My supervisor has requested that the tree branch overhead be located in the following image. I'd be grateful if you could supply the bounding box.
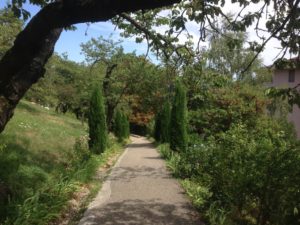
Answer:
[0,0,181,133]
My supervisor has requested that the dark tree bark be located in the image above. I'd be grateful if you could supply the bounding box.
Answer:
[103,63,118,130]
[102,63,132,131]
[0,28,62,132]
[0,0,180,133]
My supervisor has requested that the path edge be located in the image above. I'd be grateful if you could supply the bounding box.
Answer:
[77,146,130,225]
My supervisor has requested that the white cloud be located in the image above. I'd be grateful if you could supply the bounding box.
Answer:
[222,1,282,65]
[76,3,284,66]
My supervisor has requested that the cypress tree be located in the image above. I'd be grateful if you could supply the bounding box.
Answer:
[154,112,161,142]
[123,114,130,138]
[114,110,130,141]
[120,112,128,140]
[160,101,171,143]
[170,81,188,151]
[114,110,123,141]
[88,86,107,154]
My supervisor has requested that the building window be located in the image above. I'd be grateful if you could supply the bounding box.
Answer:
[289,70,295,82]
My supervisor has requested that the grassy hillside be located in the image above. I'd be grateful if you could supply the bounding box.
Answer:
[2,100,86,149]
[0,101,122,225]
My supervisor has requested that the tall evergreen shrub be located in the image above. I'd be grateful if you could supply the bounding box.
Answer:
[160,102,171,143]
[122,113,130,138]
[114,110,123,141]
[154,112,161,142]
[170,81,188,151]
[114,110,130,141]
[88,86,107,154]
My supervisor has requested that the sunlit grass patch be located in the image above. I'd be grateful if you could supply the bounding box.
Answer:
[0,100,124,224]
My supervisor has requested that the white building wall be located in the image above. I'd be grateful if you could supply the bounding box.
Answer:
[272,69,300,138]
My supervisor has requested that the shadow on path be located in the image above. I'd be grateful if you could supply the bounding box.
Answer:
[80,199,202,225]
[108,166,171,182]
[78,136,203,225]
[127,142,154,149]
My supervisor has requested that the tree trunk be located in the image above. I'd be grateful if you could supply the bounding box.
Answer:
[103,63,118,130]
[0,28,62,133]
[0,0,180,133]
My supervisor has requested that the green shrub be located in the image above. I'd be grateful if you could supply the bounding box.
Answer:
[181,179,211,210]
[189,86,268,137]
[158,143,172,159]
[125,116,130,138]
[158,143,181,177]
[154,112,161,142]
[114,110,122,141]
[163,70,300,225]
[121,113,130,139]
[72,155,101,183]
[179,117,300,225]
[146,118,155,137]
[160,102,171,143]
[170,81,188,151]
[69,136,91,170]
[88,86,107,154]
[206,201,228,225]
[114,110,130,141]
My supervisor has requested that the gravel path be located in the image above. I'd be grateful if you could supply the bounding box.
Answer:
[78,135,203,225]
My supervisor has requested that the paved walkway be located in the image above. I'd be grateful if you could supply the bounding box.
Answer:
[78,136,202,225]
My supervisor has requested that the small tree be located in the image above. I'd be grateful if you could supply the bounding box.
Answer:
[170,81,188,151]
[160,101,171,143]
[88,86,107,154]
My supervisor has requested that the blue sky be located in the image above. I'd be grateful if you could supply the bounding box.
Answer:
[0,1,150,63]
[1,1,283,66]
[56,22,152,63]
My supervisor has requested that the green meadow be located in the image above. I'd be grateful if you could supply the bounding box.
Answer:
[0,101,123,225]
